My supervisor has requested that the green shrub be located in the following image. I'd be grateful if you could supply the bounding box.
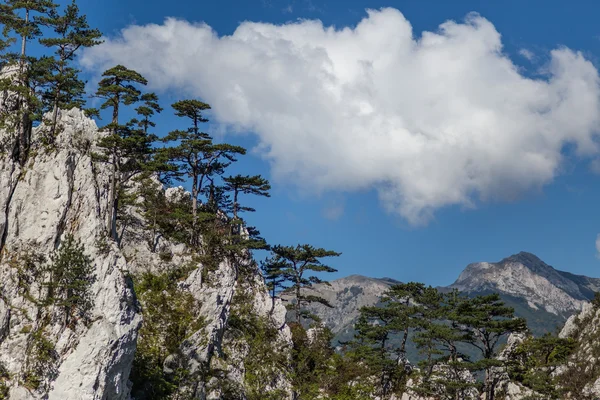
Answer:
[22,328,57,391]
[46,234,96,326]
[130,269,204,399]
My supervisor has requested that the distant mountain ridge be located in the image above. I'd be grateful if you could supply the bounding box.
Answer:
[449,252,600,317]
[296,252,600,341]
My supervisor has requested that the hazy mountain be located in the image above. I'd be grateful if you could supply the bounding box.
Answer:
[284,275,399,343]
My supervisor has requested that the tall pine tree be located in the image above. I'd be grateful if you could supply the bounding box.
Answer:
[94,65,148,241]
[161,99,245,243]
[0,0,57,164]
[37,0,102,135]
[265,244,340,325]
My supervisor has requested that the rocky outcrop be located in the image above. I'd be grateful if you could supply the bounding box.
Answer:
[0,108,141,399]
[555,302,600,399]
[491,333,537,400]
[0,108,293,399]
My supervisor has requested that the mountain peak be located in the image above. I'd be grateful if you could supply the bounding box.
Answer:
[501,252,549,273]
[450,251,600,317]
[504,251,542,264]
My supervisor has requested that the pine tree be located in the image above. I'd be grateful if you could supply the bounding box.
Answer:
[265,244,340,325]
[382,283,438,360]
[94,65,148,241]
[132,92,162,135]
[223,174,270,235]
[37,0,102,134]
[46,234,95,326]
[412,289,476,399]
[349,283,440,398]
[161,99,246,237]
[261,255,288,313]
[352,305,407,398]
[452,293,527,400]
[0,0,57,164]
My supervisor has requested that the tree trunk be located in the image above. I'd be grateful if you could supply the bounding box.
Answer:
[51,61,65,135]
[233,189,238,220]
[294,278,301,325]
[106,100,120,240]
[18,10,29,166]
[191,170,198,245]
[400,326,409,355]
[485,368,495,400]
[108,154,120,242]
[20,11,27,61]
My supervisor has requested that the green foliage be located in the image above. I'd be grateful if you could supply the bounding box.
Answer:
[36,0,102,134]
[45,234,95,326]
[263,244,340,325]
[0,362,9,399]
[507,334,575,398]
[160,99,246,245]
[346,283,442,399]
[222,289,289,400]
[131,92,162,134]
[452,293,527,399]
[93,65,160,242]
[289,323,336,399]
[23,327,57,391]
[130,266,205,400]
[95,64,147,120]
[592,291,600,308]
[222,174,270,221]
[0,1,57,46]
[0,0,101,163]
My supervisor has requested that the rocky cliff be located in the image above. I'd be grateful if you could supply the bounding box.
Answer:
[0,108,291,399]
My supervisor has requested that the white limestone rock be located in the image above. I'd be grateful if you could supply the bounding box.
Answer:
[0,109,141,399]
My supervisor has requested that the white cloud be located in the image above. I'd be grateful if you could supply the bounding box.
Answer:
[596,234,600,258]
[80,8,600,224]
[519,48,535,61]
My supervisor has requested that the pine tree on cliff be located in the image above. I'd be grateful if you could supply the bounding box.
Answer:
[93,65,149,242]
[222,174,270,235]
[350,283,441,398]
[160,99,245,243]
[264,244,340,325]
[452,293,527,400]
[36,0,102,135]
[0,0,57,164]
[261,255,288,313]
[131,92,162,135]
[46,234,96,326]
[412,289,476,399]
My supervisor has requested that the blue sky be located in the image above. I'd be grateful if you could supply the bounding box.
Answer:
[64,0,600,285]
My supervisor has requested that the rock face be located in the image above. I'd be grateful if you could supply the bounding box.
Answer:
[0,108,141,399]
[450,252,600,318]
[556,302,600,399]
[0,108,292,399]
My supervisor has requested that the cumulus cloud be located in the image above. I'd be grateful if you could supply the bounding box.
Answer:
[80,8,600,224]
[596,234,600,258]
